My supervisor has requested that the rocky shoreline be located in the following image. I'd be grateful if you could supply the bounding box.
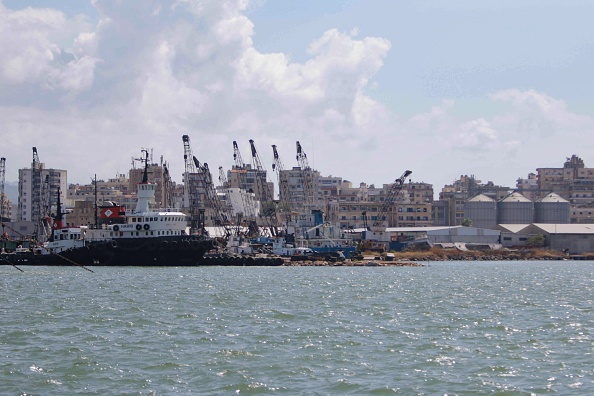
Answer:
[283,259,427,267]
[281,251,594,266]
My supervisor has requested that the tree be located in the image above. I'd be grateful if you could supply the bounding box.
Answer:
[461,218,472,227]
[525,234,545,248]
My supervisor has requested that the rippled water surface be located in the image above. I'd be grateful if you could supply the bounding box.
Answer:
[2,261,594,395]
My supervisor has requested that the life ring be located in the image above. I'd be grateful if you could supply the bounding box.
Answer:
[113,225,120,232]
[111,240,118,248]
[143,224,150,230]
[136,224,142,231]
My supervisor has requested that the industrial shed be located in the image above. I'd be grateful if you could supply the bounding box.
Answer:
[522,224,594,254]
[384,226,501,247]
[495,224,534,248]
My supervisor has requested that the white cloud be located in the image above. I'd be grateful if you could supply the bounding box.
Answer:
[0,0,394,185]
[491,89,590,138]
[453,118,498,150]
[0,4,98,90]
[1,0,593,198]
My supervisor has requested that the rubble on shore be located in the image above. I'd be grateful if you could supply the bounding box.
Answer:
[283,259,426,267]
[279,249,594,266]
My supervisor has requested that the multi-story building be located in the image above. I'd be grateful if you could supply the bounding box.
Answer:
[17,165,67,222]
[66,200,95,227]
[333,181,434,229]
[67,175,129,207]
[318,175,343,200]
[277,166,322,211]
[531,155,594,223]
[515,173,539,200]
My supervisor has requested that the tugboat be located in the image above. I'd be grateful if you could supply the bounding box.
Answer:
[1,150,217,267]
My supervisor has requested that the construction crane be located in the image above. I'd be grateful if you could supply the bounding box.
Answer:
[0,157,5,223]
[232,141,259,238]
[218,166,235,218]
[199,162,233,238]
[296,141,316,208]
[30,147,47,241]
[182,135,202,233]
[271,144,292,224]
[249,139,278,236]
[372,169,412,230]
[162,161,173,209]
[218,166,228,188]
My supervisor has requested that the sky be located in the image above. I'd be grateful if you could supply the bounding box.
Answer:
[1,0,593,196]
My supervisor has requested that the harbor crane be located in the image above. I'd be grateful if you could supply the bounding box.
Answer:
[218,166,228,187]
[30,147,51,241]
[371,169,412,230]
[182,135,203,233]
[0,157,5,223]
[218,166,235,219]
[361,169,412,251]
[249,139,278,236]
[232,141,259,238]
[162,160,173,209]
[183,134,233,237]
[296,141,316,208]
[271,144,292,224]
[199,162,233,238]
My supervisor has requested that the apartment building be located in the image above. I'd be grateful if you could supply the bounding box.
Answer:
[534,155,594,223]
[67,175,129,207]
[276,166,322,211]
[332,181,434,229]
[17,166,67,222]
[226,164,274,205]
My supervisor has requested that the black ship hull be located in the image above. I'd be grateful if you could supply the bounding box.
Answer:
[1,236,217,267]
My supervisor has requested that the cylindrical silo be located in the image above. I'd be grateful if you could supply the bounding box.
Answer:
[535,192,570,223]
[464,194,497,229]
[497,192,534,224]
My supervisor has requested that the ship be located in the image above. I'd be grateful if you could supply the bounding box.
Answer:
[0,150,217,267]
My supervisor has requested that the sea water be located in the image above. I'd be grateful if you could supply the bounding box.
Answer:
[1,261,594,395]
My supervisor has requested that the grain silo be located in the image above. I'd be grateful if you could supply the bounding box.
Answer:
[497,192,534,224]
[464,194,497,229]
[534,192,570,223]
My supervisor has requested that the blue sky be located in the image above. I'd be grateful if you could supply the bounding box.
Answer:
[1,0,593,195]
[247,1,594,111]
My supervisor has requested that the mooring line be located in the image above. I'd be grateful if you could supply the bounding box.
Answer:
[0,256,25,272]
[52,251,95,273]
